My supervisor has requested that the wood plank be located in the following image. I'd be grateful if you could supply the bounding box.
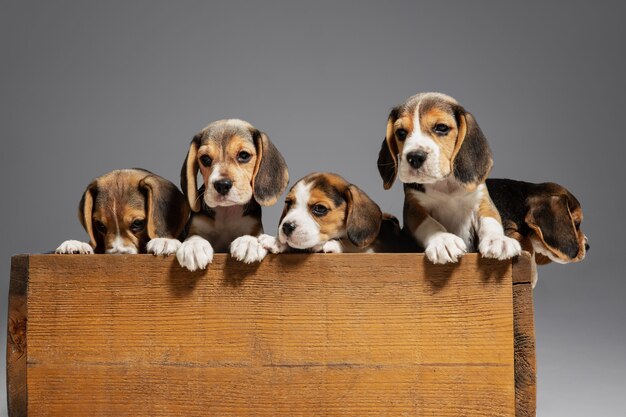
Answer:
[7,255,28,417]
[27,364,514,417]
[10,253,522,416]
[513,253,537,417]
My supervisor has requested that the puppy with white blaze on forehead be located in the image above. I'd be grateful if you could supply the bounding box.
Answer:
[259,173,416,255]
[176,119,289,271]
[378,92,521,264]
[56,169,190,255]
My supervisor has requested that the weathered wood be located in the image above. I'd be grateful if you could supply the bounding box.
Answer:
[7,255,28,417]
[513,254,537,417]
[6,253,535,417]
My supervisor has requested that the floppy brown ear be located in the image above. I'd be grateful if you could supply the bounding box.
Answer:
[252,130,289,206]
[180,134,201,212]
[345,184,383,248]
[78,181,100,251]
[451,108,493,185]
[377,112,400,189]
[140,175,190,240]
[525,195,580,260]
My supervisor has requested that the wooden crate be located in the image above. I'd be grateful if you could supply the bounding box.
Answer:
[7,253,536,417]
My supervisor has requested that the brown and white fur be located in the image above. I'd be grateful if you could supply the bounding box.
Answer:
[378,92,521,264]
[487,178,589,286]
[260,173,415,254]
[56,168,189,255]
[177,119,289,270]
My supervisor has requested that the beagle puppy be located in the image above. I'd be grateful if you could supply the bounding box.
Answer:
[487,178,588,280]
[56,169,189,255]
[177,119,289,270]
[377,92,521,264]
[259,172,416,254]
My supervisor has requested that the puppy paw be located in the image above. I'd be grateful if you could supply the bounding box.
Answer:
[230,235,268,264]
[176,236,214,271]
[258,234,288,254]
[55,240,94,254]
[321,240,343,253]
[479,234,522,260]
[424,233,466,264]
[147,238,181,256]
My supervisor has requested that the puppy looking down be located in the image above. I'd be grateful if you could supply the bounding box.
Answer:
[177,119,289,270]
[260,172,415,254]
[487,178,588,285]
[56,169,189,255]
[378,92,522,264]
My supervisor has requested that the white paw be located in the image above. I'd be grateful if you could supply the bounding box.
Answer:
[176,236,214,271]
[424,233,467,264]
[321,240,343,253]
[230,235,268,264]
[478,234,522,260]
[55,240,94,254]
[147,238,182,256]
[258,234,288,254]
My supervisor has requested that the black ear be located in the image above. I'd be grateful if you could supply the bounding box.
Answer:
[140,175,190,240]
[377,109,400,189]
[252,130,289,206]
[180,134,202,212]
[451,107,493,184]
[525,195,579,259]
[345,184,383,247]
[78,180,101,252]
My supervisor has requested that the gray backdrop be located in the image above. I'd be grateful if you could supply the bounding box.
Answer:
[1,1,624,415]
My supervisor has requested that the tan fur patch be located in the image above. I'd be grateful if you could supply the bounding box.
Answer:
[418,107,461,178]
[477,191,502,221]
[403,191,430,235]
[308,186,347,241]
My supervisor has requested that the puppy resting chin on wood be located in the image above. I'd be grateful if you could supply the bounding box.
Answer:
[487,178,589,287]
[56,169,189,255]
[177,119,289,271]
[259,172,415,255]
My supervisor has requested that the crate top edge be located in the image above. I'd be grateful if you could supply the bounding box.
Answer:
[11,252,533,284]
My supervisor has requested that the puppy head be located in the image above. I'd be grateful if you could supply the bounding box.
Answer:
[181,119,289,211]
[277,173,382,249]
[378,92,493,188]
[79,169,189,254]
[525,183,588,264]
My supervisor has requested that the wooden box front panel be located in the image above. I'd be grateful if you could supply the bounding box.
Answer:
[9,254,517,417]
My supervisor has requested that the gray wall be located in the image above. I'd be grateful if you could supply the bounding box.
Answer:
[1,1,624,415]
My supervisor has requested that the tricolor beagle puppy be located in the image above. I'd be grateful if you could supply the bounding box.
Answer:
[56,169,189,255]
[259,172,416,254]
[177,119,289,270]
[377,92,522,264]
[487,178,588,285]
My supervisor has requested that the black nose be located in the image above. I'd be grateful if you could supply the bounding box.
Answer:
[406,151,428,169]
[213,179,233,195]
[282,222,296,236]
[585,243,590,252]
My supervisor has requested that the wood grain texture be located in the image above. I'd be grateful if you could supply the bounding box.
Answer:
[513,254,537,417]
[6,253,532,417]
[7,255,28,417]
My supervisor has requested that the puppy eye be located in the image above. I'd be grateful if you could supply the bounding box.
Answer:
[94,221,107,233]
[433,124,450,134]
[574,221,581,230]
[284,199,293,207]
[395,129,408,141]
[130,219,146,233]
[311,204,328,216]
[237,151,252,163]
[199,155,212,167]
